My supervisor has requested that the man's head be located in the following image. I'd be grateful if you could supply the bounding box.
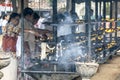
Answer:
[23,7,34,22]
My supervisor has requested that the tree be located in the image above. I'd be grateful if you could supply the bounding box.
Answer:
[11,0,29,13]
[24,0,28,8]
[17,0,21,13]
[0,0,5,4]
[11,0,17,12]
[48,0,53,6]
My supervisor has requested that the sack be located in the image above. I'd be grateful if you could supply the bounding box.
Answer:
[2,35,17,52]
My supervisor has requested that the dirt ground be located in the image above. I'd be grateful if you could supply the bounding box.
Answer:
[91,54,120,80]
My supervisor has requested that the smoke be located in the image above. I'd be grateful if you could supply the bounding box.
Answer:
[57,24,72,37]
[56,43,87,71]
[56,12,87,71]
[57,12,73,37]
[59,44,85,62]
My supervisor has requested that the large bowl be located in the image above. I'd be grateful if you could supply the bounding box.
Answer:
[0,53,11,69]
[0,52,11,79]
[75,62,99,80]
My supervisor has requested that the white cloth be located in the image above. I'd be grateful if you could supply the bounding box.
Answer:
[37,18,45,29]
[0,19,3,26]
[1,20,8,27]
[57,24,72,37]
[41,42,47,60]
[16,36,21,57]
[0,35,3,49]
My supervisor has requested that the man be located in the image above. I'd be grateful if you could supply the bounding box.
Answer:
[23,7,35,53]
[17,7,36,57]
[17,7,35,80]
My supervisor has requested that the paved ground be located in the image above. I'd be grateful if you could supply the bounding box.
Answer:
[91,54,120,80]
